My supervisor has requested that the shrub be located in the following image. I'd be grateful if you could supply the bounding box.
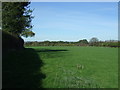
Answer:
[2,30,24,52]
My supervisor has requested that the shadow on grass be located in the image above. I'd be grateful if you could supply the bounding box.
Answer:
[36,49,68,52]
[3,48,46,88]
[35,49,69,59]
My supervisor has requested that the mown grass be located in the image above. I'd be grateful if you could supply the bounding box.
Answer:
[3,46,118,88]
[31,46,118,88]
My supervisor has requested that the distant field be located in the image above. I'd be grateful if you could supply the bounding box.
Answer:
[31,46,118,88]
[3,46,118,88]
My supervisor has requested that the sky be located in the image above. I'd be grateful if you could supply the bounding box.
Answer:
[23,2,118,42]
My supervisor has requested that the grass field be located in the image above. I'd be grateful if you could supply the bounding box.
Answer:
[3,46,118,88]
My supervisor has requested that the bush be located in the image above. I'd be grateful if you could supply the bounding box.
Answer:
[2,30,24,52]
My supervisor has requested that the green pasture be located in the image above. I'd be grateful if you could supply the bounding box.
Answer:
[3,46,118,88]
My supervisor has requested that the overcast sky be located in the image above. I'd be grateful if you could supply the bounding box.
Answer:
[23,2,118,42]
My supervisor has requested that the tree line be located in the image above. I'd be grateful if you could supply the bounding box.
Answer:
[25,37,120,47]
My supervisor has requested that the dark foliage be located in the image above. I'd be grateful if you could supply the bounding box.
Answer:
[2,2,34,53]
[2,31,24,53]
[2,2,35,37]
